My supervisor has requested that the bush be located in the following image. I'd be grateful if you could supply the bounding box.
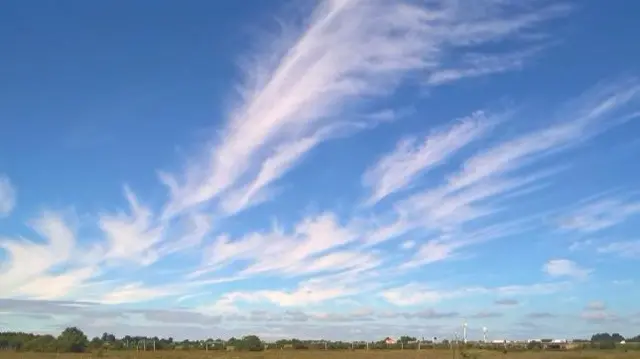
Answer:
[94,348,105,357]
[598,341,616,350]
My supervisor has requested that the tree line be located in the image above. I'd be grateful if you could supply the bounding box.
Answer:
[0,328,638,353]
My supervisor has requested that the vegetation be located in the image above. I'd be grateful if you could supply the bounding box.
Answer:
[0,327,638,354]
[0,348,639,359]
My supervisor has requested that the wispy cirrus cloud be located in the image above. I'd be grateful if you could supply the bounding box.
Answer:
[363,111,495,205]
[0,203,207,302]
[598,240,640,258]
[159,0,571,219]
[3,0,640,340]
[427,46,545,86]
[361,78,640,268]
[0,212,93,299]
[3,0,581,306]
[193,212,370,279]
[558,195,640,233]
[0,174,16,217]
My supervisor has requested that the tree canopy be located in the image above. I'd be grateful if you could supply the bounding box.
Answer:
[1,328,639,353]
[57,327,88,353]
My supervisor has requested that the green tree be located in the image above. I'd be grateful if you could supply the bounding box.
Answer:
[242,335,263,351]
[57,327,89,352]
[23,334,57,352]
[611,333,625,342]
[89,337,104,350]
[591,333,612,342]
[101,332,116,343]
[399,336,417,343]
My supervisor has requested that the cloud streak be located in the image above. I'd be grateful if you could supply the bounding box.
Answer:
[0,174,16,217]
[361,78,640,269]
[559,195,640,233]
[363,111,494,205]
[160,0,571,219]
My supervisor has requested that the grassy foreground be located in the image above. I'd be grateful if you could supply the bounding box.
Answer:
[1,350,636,359]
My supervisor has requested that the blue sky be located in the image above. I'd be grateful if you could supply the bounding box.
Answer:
[1,0,640,341]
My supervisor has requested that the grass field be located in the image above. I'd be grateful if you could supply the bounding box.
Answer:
[2,350,636,359]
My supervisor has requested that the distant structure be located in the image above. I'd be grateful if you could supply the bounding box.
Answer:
[384,337,396,345]
[463,321,468,344]
[483,327,488,343]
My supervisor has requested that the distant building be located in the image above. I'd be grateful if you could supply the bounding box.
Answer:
[384,337,396,344]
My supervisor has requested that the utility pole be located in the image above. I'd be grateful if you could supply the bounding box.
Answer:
[463,321,468,345]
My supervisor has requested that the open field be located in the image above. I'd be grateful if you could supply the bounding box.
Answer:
[2,350,637,359]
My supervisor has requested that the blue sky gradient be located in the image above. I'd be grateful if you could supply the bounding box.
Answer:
[1,0,640,341]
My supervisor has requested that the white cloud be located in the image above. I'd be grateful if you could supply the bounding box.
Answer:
[569,239,593,251]
[400,240,416,250]
[399,217,538,268]
[401,238,465,268]
[444,81,640,193]
[543,259,591,280]
[4,0,640,340]
[427,47,544,86]
[156,212,213,257]
[580,309,618,323]
[380,281,568,306]
[598,240,640,258]
[219,134,324,214]
[363,111,494,205]
[98,186,165,266]
[14,267,97,301]
[380,284,464,306]
[160,0,571,219]
[194,213,370,279]
[559,196,640,233]
[361,78,640,269]
[495,282,571,296]
[203,269,381,311]
[0,212,97,299]
[96,282,185,305]
[585,301,606,311]
[0,174,16,217]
